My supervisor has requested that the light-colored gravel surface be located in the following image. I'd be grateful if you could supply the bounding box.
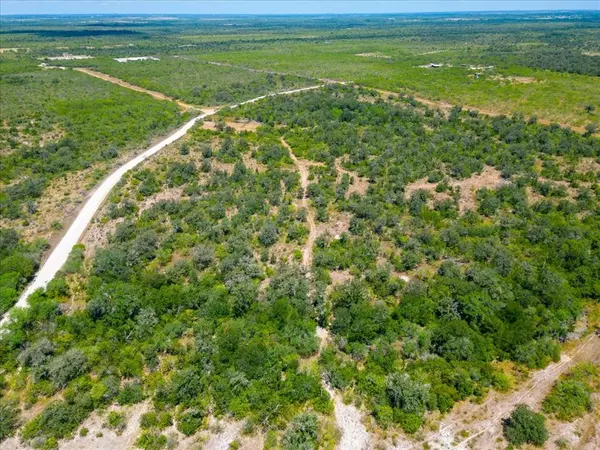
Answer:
[0,84,323,328]
[324,385,372,450]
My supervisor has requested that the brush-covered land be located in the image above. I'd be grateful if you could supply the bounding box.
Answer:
[2,83,600,448]
[1,11,600,450]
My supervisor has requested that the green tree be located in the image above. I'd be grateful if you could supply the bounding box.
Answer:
[503,405,548,447]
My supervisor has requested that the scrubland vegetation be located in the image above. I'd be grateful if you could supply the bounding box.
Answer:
[0,11,599,450]
[1,82,599,448]
[67,56,315,105]
[0,61,185,221]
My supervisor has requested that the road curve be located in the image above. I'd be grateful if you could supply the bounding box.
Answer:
[0,84,323,327]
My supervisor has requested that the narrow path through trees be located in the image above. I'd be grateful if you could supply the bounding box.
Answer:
[282,136,372,450]
[280,136,317,268]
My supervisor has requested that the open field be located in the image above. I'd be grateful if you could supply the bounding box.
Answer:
[62,56,317,106]
[202,40,599,127]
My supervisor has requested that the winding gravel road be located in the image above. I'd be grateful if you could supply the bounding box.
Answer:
[0,84,322,327]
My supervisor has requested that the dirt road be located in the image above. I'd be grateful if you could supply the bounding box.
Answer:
[74,67,196,110]
[204,61,590,135]
[0,84,323,328]
[421,333,600,449]
[280,136,318,268]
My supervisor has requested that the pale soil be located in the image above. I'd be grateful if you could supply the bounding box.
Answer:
[356,52,391,59]
[404,166,505,213]
[2,401,150,450]
[466,65,495,71]
[313,327,373,450]
[583,51,600,56]
[489,75,538,84]
[329,270,354,287]
[335,157,370,198]
[281,136,318,268]
[42,54,93,61]
[114,56,160,63]
[201,119,262,132]
[137,187,184,214]
[324,385,373,450]
[242,152,268,173]
[315,210,352,239]
[201,419,244,450]
[284,130,372,448]
[80,216,124,258]
[552,155,600,174]
[6,402,250,450]
[0,122,65,154]
[0,47,30,53]
[211,160,235,175]
[38,63,66,70]
[74,68,196,111]
[0,168,92,243]
[421,333,600,450]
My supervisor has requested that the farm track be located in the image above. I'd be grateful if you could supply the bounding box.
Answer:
[74,67,196,110]
[0,84,324,327]
[204,60,591,134]
[421,333,600,450]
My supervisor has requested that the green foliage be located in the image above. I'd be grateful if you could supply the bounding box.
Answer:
[1,69,599,444]
[135,432,168,450]
[70,56,313,106]
[0,400,19,442]
[105,411,125,430]
[21,397,93,445]
[47,349,87,388]
[543,363,598,421]
[176,410,203,436]
[282,412,319,450]
[0,69,184,219]
[503,404,549,447]
[0,228,45,314]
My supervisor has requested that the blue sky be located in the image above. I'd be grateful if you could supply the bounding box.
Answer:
[1,1,598,16]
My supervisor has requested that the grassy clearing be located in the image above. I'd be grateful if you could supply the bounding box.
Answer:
[66,56,316,106]
[200,39,599,127]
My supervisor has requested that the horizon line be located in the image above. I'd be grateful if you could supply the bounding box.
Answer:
[2,9,599,17]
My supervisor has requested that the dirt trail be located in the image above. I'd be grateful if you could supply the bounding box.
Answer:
[204,61,590,134]
[280,136,318,268]
[74,68,196,110]
[373,88,590,135]
[1,85,323,328]
[282,136,372,449]
[422,333,600,449]
[205,60,348,86]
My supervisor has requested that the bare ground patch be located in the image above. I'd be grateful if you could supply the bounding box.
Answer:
[329,270,354,287]
[356,52,392,59]
[137,187,185,214]
[315,210,352,239]
[489,75,538,84]
[335,157,370,198]
[202,119,262,132]
[242,152,268,173]
[405,166,506,213]
[0,169,93,243]
[281,136,320,268]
